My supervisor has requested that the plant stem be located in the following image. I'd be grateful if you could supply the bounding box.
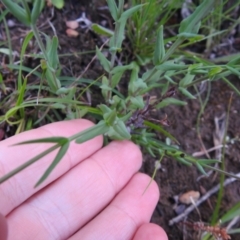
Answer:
[1,9,13,65]
[31,24,47,59]
[211,93,233,224]
[31,24,59,91]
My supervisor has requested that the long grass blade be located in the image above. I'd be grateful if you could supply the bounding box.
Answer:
[35,140,70,187]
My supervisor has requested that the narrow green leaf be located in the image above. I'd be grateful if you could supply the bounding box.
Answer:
[147,146,156,157]
[118,4,145,22]
[164,75,176,84]
[47,36,59,69]
[175,157,192,166]
[196,162,207,175]
[179,73,195,87]
[13,137,69,145]
[110,63,134,74]
[112,120,131,140]
[177,32,203,38]
[25,118,33,131]
[222,77,240,96]
[142,67,163,83]
[31,0,44,24]
[201,164,240,180]
[208,66,223,77]
[100,84,112,91]
[156,62,186,71]
[0,73,2,84]
[112,71,124,88]
[44,68,61,91]
[0,144,60,184]
[106,127,123,140]
[96,47,111,72]
[51,0,64,9]
[103,110,117,126]
[190,69,208,74]
[0,48,11,55]
[18,31,34,89]
[98,104,111,114]
[228,54,240,65]
[221,202,240,223]
[100,76,111,100]
[56,87,71,95]
[179,0,215,34]
[226,65,240,77]
[157,98,187,108]
[92,24,114,37]
[35,140,70,187]
[50,103,66,109]
[107,0,118,21]
[130,96,144,109]
[197,159,220,164]
[116,22,126,49]
[144,120,179,144]
[153,26,165,65]
[178,87,196,99]
[75,121,109,143]
[118,0,124,11]
[0,9,8,22]
[1,0,30,26]
[16,77,27,118]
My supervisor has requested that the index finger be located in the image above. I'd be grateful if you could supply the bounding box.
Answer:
[0,119,103,215]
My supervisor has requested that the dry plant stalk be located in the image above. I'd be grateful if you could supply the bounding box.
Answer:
[181,221,231,240]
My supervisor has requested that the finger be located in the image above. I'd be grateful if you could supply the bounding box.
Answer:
[133,223,168,240]
[6,141,142,240]
[70,173,160,240]
[0,213,8,240]
[0,119,103,215]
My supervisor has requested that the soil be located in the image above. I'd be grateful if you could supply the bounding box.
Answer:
[147,78,240,240]
[1,1,240,239]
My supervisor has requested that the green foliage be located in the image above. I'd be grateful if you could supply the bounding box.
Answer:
[1,0,240,199]
[126,0,178,62]
[51,0,65,9]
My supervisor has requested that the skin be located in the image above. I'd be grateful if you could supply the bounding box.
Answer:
[0,119,168,240]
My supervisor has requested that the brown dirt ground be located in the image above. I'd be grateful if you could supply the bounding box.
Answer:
[1,1,240,239]
[147,78,240,240]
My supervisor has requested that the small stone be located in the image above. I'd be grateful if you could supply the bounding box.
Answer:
[7,19,15,27]
[154,160,161,170]
[179,190,200,205]
[66,29,79,37]
[66,20,79,29]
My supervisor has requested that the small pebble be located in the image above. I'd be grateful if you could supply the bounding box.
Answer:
[7,19,15,27]
[179,190,200,204]
[66,29,79,37]
[66,20,79,29]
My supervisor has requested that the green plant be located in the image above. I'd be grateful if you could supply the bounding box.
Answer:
[0,0,240,196]
[126,0,182,64]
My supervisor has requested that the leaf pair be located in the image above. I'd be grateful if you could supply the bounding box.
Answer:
[2,0,44,26]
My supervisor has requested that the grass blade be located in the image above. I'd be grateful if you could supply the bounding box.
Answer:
[13,137,68,145]
[0,144,60,184]
[74,121,109,143]
[35,140,70,187]
[1,0,30,26]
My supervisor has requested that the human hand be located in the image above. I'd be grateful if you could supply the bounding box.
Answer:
[0,119,168,240]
